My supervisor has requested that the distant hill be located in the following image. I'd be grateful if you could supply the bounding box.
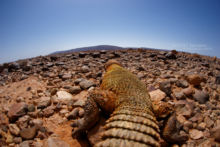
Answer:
[50,45,124,55]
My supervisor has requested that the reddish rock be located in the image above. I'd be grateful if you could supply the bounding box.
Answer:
[149,89,166,102]
[20,126,37,140]
[36,97,51,109]
[8,102,28,122]
[193,89,209,104]
[187,74,206,86]
[43,106,55,117]
[189,129,204,139]
[0,112,9,125]
[44,137,70,147]
[182,87,194,97]
[8,124,20,136]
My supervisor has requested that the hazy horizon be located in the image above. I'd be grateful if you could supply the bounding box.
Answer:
[1,0,220,64]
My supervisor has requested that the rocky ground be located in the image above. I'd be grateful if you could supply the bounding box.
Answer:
[0,49,220,147]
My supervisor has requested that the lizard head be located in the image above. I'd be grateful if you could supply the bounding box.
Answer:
[105,59,123,71]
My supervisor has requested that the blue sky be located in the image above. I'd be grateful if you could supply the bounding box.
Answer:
[0,0,220,63]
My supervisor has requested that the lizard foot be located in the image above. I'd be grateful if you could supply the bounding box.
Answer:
[71,93,100,138]
[163,113,188,144]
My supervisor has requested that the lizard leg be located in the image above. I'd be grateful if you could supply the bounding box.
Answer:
[72,89,116,138]
[162,113,188,144]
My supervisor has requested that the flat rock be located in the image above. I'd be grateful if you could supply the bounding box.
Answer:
[62,73,72,80]
[182,87,194,96]
[9,124,20,136]
[193,89,209,104]
[8,102,28,122]
[20,126,37,140]
[187,74,205,86]
[159,81,171,96]
[55,91,73,104]
[149,89,166,102]
[69,86,81,94]
[19,141,31,147]
[189,129,204,139]
[79,79,95,89]
[176,79,189,88]
[36,97,51,109]
[43,106,55,117]
[17,115,30,129]
[44,137,70,147]
[0,112,9,125]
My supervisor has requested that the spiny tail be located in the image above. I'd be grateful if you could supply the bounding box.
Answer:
[95,109,160,147]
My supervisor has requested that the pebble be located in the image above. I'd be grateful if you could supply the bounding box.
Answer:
[176,80,189,88]
[44,137,70,147]
[69,86,81,94]
[55,91,73,104]
[159,81,172,95]
[79,79,95,89]
[8,102,28,122]
[36,97,51,109]
[149,89,166,102]
[193,89,209,104]
[13,137,22,144]
[187,74,205,86]
[189,129,204,139]
[8,124,20,136]
[43,106,55,117]
[20,126,37,140]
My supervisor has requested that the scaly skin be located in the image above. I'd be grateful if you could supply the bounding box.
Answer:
[72,60,160,147]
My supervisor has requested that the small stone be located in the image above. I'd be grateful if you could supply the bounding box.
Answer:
[197,122,206,131]
[19,141,30,147]
[44,137,70,147]
[187,74,205,86]
[9,124,20,136]
[0,112,9,125]
[20,126,37,140]
[212,127,220,142]
[8,102,28,122]
[36,97,51,109]
[175,100,193,118]
[30,119,43,127]
[159,81,172,96]
[176,80,189,88]
[79,80,95,89]
[13,137,22,144]
[173,91,185,100]
[189,129,204,139]
[69,86,81,94]
[55,91,73,104]
[17,115,30,129]
[149,89,166,102]
[43,106,54,117]
[73,99,86,107]
[216,74,220,84]
[78,52,87,58]
[16,97,25,102]
[204,116,214,128]
[5,131,13,144]
[182,87,194,97]
[165,51,176,59]
[27,104,35,112]
[81,65,90,73]
[59,109,69,117]
[32,141,43,147]
[62,73,72,80]
[193,89,209,104]
[189,113,203,123]
[74,78,84,85]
